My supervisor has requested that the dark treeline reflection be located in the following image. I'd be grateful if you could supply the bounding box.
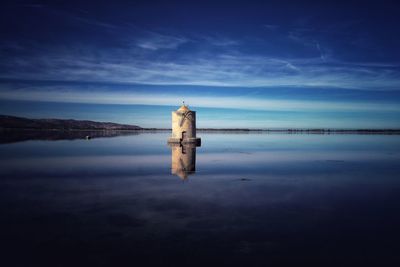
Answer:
[1,132,400,266]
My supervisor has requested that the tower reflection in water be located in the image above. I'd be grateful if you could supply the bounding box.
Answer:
[169,143,198,180]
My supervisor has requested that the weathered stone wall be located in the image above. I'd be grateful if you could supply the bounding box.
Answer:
[171,111,196,139]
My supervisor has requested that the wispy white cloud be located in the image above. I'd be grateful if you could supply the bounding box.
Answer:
[1,45,400,90]
[284,62,300,72]
[288,28,329,62]
[3,4,399,92]
[136,32,188,50]
[316,42,325,61]
[1,17,400,91]
[198,35,240,46]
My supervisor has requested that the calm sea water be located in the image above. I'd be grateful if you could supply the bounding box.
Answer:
[1,132,400,266]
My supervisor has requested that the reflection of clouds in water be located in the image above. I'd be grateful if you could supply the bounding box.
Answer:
[1,150,399,179]
[1,133,400,265]
[0,154,169,178]
[198,151,400,166]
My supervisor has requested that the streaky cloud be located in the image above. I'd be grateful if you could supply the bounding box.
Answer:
[1,44,400,90]
[136,32,188,50]
[1,85,399,113]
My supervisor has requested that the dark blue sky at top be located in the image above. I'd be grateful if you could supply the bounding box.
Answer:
[2,1,400,61]
[1,0,400,128]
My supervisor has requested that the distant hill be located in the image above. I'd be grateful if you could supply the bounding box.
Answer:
[0,115,142,130]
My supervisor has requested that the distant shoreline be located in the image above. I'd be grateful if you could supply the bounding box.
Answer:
[197,128,400,134]
[2,128,400,135]
[1,114,400,134]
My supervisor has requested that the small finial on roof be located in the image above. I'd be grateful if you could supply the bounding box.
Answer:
[178,102,189,112]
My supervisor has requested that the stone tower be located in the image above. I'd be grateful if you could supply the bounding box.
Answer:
[168,104,201,145]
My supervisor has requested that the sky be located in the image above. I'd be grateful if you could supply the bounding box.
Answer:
[1,0,400,129]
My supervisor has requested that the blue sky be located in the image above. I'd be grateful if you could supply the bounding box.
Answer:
[1,1,400,128]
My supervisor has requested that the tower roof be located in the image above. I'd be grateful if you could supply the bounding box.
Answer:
[178,105,190,112]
